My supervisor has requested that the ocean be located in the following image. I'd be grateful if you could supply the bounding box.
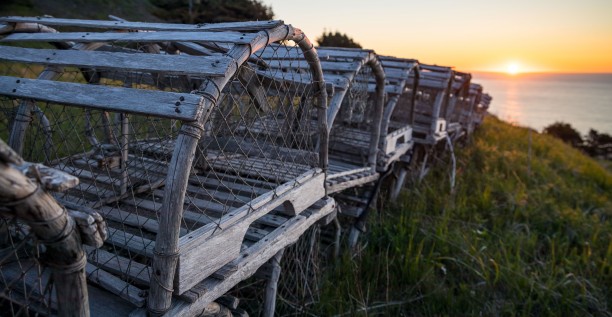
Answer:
[471,73,612,135]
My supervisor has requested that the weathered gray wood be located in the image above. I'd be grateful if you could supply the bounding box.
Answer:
[216,295,240,310]
[0,46,232,77]
[257,45,370,60]
[0,17,283,32]
[147,23,327,315]
[2,31,257,45]
[0,76,206,121]
[263,249,283,317]
[85,246,151,286]
[175,170,325,294]
[160,197,336,317]
[266,59,361,72]
[0,139,90,317]
[327,171,379,194]
[12,161,79,192]
[8,67,62,156]
[86,264,146,307]
[327,166,371,180]
[106,227,155,257]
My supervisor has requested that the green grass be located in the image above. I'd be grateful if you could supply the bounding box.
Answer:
[310,116,612,316]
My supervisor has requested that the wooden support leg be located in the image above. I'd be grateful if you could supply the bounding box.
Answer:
[263,249,284,317]
[445,135,457,191]
[418,150,430,183]
[390,166,408,202]
[348,226,360,250]
[333,216,341,259]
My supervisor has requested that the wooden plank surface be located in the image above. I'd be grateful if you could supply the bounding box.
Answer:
[266,59,361,72]
[257,45,370,60]
[2,31,257,45]
[0,16,283,32]
[175,170,325,294]
[380,59,419,69]
[0,46,232,77]
[163,197,336,317]
[0,76,206,121]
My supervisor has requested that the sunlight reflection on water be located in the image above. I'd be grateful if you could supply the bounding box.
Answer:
[472,73,612,135]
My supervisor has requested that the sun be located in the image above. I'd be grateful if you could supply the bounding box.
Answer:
[507,62,520,75]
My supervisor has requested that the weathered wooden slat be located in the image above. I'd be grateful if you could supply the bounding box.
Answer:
[0,46,232,77]
[163,198,336,316]
[85,264,146,307]
[321,73,351,89]
[383,68,411,79]
[85,246,151,287]
[175,170,325,294]
[368,83,404,94]
[105,227,155,257]
[327,166,372,180]
[380,59,419,69]
[1,31,257,45]
[266,59,361,72]
[257,46,370,60]
[419,78,448,89]
[0,76,206,121]
[0,17,283,32]
[420,64,452,72]
[327,171,379,194]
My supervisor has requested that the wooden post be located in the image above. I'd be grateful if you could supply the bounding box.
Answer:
[120,113,129,196]
[263,249,284,317]
[8,67,63,155]
[390,165,408,201]
[0,139,89,317]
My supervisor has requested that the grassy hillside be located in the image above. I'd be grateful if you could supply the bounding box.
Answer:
[309,116,612,316]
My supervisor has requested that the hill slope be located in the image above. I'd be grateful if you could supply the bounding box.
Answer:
[308,116,612,316]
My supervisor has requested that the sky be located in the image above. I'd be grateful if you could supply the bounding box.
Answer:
[261,0,612,74]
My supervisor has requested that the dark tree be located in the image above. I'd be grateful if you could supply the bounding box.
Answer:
[543,122,583,147]
[151,0,274,24]
[316,31,362,48]
[583,129,612,156]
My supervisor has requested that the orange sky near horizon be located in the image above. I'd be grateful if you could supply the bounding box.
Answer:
[262,0,612,74]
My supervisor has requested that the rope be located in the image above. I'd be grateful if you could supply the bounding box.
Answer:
[34,210,73,247]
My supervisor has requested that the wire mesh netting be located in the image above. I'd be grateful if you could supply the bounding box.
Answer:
[0,22,325,313]
[229,224,325,316]
[328,64,377,167]
[0,216,55,315]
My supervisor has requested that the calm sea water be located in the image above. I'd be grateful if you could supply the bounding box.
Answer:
[472,73,612,135]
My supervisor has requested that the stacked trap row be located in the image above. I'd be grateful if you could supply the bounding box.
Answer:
[0,15,493,317]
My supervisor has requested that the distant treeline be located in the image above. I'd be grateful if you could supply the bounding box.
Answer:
[543,122,612,159]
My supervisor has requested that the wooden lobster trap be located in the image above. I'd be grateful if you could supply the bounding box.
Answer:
[256,46,387,247]
[258,46,386,194]
[474,92,492,126]
[411,64,454,145]
[0,16,335,316]
[445,71,472,140]
[376,56,420,170]
[376,56,422,200]
[461,83,483,136]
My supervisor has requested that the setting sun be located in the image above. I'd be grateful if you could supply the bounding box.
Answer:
[507,62,520,75]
